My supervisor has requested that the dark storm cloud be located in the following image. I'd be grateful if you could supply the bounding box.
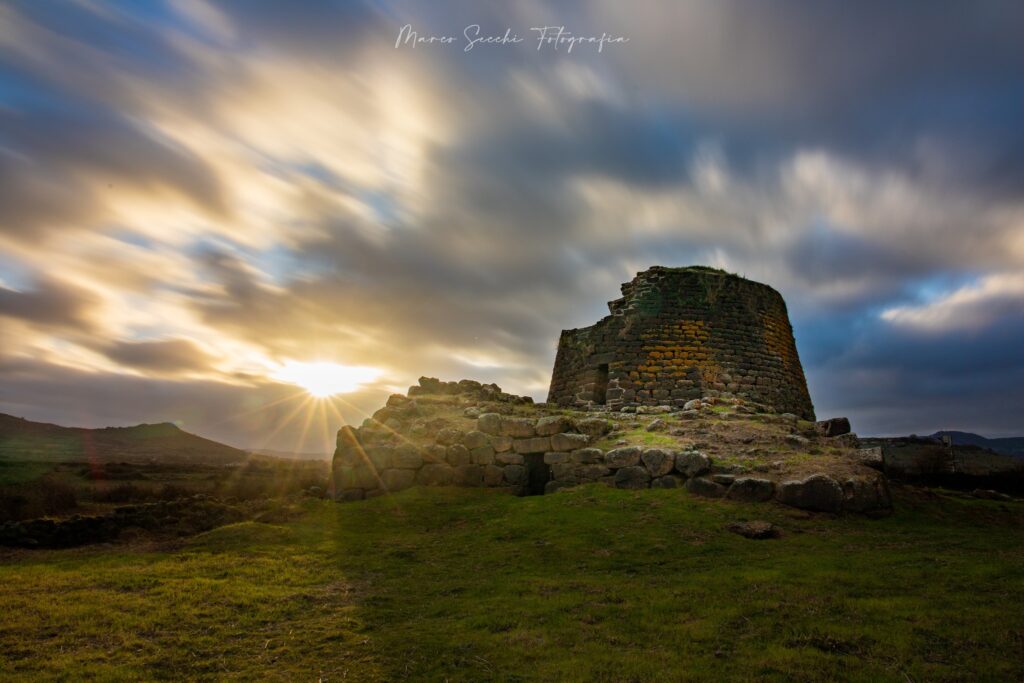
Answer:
[102,339,214,374]
[0,278,98,330]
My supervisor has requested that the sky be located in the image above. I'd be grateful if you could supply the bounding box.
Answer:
[1,0,1023,453]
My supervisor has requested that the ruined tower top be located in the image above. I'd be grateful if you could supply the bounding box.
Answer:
[547,266,815,419]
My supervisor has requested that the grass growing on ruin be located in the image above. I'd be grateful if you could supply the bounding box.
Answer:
[2,486,1023,681]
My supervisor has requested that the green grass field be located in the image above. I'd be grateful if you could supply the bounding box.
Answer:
[1,485,1022,681]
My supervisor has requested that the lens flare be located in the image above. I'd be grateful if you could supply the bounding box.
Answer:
[272,360,381,397]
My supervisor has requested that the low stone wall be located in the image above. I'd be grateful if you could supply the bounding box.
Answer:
[333,409,891,514]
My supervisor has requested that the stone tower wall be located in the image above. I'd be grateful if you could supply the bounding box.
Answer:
[547,266,815,419]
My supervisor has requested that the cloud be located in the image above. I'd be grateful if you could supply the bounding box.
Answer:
[0,0,1022,448]
[881,272,1024,332]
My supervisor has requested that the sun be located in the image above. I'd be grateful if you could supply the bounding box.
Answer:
[272,360,381,398]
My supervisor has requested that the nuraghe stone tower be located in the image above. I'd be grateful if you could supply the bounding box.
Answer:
[547,266,815,419]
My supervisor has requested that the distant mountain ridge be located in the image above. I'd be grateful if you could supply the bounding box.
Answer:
[0,413,247,464]
[931,431,1024,457]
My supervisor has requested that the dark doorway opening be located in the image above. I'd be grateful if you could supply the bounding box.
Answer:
[524,453,550,496]
[593,363,609,405]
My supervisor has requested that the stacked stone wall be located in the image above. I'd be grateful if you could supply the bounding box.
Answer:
[548,266,814,419]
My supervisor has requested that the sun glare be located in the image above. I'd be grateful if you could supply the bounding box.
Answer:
[272,360,381,397]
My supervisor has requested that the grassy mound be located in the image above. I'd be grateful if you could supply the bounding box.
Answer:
[1,486,1022,680]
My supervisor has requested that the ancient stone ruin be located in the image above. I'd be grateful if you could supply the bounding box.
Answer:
[331,267,892,515]
[547,266,815,419]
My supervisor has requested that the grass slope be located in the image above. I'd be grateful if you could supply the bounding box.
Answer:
[1,486,1022,681]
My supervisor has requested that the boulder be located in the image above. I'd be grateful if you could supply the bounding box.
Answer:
[815,417,851,437]
[646,418,667,432]
[495,452,525,466]
[684,477,726,498]
[535,415,575,436]
[651,475,682,489]
[545,480,574,494]
[776,474,843,513]
[851,447,884,469]
[436,428,464,446]
[576,418,613,437]
[380,468,416,492]
[416,464,453,486]
[470,445,495,465]
[683,399,702,411]
[726,478,775,502]
[335,465,379,490]
[504,464,527,485]
[513,437,552,454]
[578,464,611,481]
[606,446,642,468]
[483,465,505,487]
[841,475,892,515]
[571,448,604,464]
[727,521,779,540]
[614,466,651,489]
[675,451,711,477]
[551,463,578,482]
[477,413,502,435]
[491,436,513,453]
[500,418,536,438]
[641,448,674,477]
[452,464,484,487]
[550,433,588,451]
[462,430,490,449]
[446,444,472,467]
[392,444,423,469]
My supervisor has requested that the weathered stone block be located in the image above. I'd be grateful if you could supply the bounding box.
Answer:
[641,448,674,476]
[446,444,472,467]
[416,463,453,486]
[381,468,416,492]
[551,463,578,481]
[606,446,642,468]
[471,445,495,465]
[463,430,490,449]
[452,464,484,487]
[436,428,464,446]
[815,417,851,437]
[726,478,775,502]
[500,418,536,438]
[495,452,525,466]
[578,464,611,481]
[335,465,378,490]
[477,413,502,435]
[483,465,505,487]
[684,477,726,498]
[571,448,604,464]
[651,475,682,489]
[535,415,575,436]
[392,444,423,469]
[675,451,711,477]
[576,418,613,437]
[550,433,588,451]
[776,474,843,512]
[544,452,570,464]
[513,436,552,454]
[504,464,527,485]
[614,466,651,489]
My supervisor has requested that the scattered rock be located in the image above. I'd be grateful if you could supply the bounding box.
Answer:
[646,418,667,432]
[815,417,852,437]
[683,399,702,411]
[727,520,779,540]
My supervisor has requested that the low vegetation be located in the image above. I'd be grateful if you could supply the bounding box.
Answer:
[1,485,1021,681]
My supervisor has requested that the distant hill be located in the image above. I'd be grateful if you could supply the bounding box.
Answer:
[248,448,330,461]
[931,431,1024,457]
[0,413,248,465]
